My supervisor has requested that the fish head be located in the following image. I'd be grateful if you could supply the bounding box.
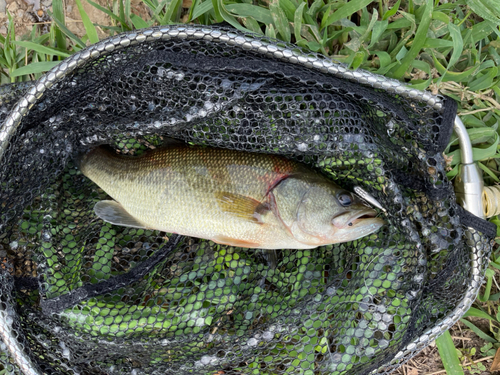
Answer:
[273,178,385,246]
[297,184,385,244]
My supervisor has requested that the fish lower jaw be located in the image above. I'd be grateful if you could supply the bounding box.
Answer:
[332,209,382,229]
[331,218,385,241]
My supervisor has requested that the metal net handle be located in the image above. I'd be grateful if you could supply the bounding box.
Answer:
[0,25,479,375]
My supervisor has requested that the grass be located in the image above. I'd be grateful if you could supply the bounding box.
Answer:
[2,0,500,373]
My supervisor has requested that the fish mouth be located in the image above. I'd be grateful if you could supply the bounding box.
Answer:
[330,208,385,242]
[332,209,380,229]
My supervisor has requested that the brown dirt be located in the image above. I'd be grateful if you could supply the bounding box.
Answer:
[394,318,496,375]
[0,0,150,40]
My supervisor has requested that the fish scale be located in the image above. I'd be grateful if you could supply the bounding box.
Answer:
[78,144,384,249]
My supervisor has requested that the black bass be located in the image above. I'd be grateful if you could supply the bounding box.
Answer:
[78,145,384,249]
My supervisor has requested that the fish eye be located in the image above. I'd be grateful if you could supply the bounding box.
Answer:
[337,192,353,207]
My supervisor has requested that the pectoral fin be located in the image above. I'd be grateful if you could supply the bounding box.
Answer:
[94,200,148,229]
[212,235,261,248]
[216,192,270,224]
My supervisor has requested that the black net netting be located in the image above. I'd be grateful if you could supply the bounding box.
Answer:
[0,25,496,375]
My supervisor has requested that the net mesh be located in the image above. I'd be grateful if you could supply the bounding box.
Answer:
[0,25,495,375]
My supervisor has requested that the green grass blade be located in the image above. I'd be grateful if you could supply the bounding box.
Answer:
[464,306,498,321]
[212,0,245,31]
[13,41,71,58]
[266,23,276,39]
[434,59,478,82]
[5,50,13,71]
[358,9,378,47]
[191,0,213,20]
[386,17,412,29]
[241,17,262,33]
[10,61,61,78]
[75,0,100,44]
[388,12,416,59]
[87,0,129,30]
[161,0,182,24]
[3,12,15,72]
[225,4,274,25]
[270,1,291,42]
[467,127,496,145]
[368,19,388,48]
[467,21,495,44]
[125,0,131,24]
[432,11,449,24]
[446,164,459,179]
[468,0,500,26]
[436,331,464,375]
[473,137,499,162]
[478,161,500,182]
[490,291,500,301]
[448,131,499,165]
[351,51,366,69]
[424,38,454,48]
[32,33,51,45]
[147,0,169,23]
[49,11,86,49]
[321,0,373,30]
[460,318,498,343]
[307,0,323,18]
[211,0,224,23]
[278,0,296,22]
[293,2,306,43]
[373,51,391,68]
[130,14,150,29]
[119,0,126,26]
[382,0,400,20]
[52,0,67,51]
[469,66,498,91]
[408,60,431,89]
[140,0,157,9]
[187,0,198,20]
[389,0,433,79]
[488,260,500,272]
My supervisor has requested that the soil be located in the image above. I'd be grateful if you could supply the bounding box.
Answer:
[395,319,495,375]
[0,1,497,374]
[0,0,150,40]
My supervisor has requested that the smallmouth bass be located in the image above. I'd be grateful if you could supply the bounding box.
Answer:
[78,144,384,249]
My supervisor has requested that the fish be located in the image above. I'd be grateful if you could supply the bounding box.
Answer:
[77,144,385,249]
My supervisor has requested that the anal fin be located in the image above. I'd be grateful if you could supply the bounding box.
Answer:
[94,200,148,229]
[212,235,261,248]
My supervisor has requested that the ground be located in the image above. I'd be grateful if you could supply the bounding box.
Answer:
[0,0,150,39]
